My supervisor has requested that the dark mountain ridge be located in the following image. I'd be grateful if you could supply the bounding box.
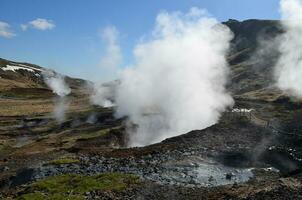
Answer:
[225,19,282,52]
[224,19,285,101]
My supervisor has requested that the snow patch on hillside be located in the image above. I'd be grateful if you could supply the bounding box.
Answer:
[2,65,35,72]
[1,64,44,74]
[17,64,44,72]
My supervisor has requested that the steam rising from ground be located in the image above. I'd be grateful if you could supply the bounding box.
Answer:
[275,0,302,98]
[90,81,118,108]
[115,8,234,146]
[44,72,71,123]
[53,97,70,123]
[44,73,71,97]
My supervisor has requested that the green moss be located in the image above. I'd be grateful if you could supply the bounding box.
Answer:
[33,173,140,193]
[17,173,141,199]
[17,192,84,200]
[17,192,44,200]
[47,158,80,165]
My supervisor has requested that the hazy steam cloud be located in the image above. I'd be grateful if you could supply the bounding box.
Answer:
[53,97,70,123]
[89,26,122,107]
[90,86,114,108]
[99,25,123,81]
[275,0,302,98]
[44,72,71,123]
[90,81,117,108]
[115,8,234,146]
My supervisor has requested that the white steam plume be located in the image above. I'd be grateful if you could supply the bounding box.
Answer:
[275,0,302,98]
[44,74,71,97]
[115,8,234,147]
[44,72,71,123]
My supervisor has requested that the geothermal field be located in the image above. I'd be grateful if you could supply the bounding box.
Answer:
[1,0,302,199]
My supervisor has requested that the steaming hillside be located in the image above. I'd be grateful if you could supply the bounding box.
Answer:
[0,58,88,99]
[0,57,93,119]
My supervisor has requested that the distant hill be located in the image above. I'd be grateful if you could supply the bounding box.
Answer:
[0,58,88,99]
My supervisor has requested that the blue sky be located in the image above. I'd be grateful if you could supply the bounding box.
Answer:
[0,0,280,81]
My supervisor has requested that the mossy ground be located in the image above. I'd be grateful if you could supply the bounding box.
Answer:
[16,173,141,200]
[46,157,80,165]
[16,192,84,200]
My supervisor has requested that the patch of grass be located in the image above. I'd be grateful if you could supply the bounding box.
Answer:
[47,157,80,165]
[17,173,141,199]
